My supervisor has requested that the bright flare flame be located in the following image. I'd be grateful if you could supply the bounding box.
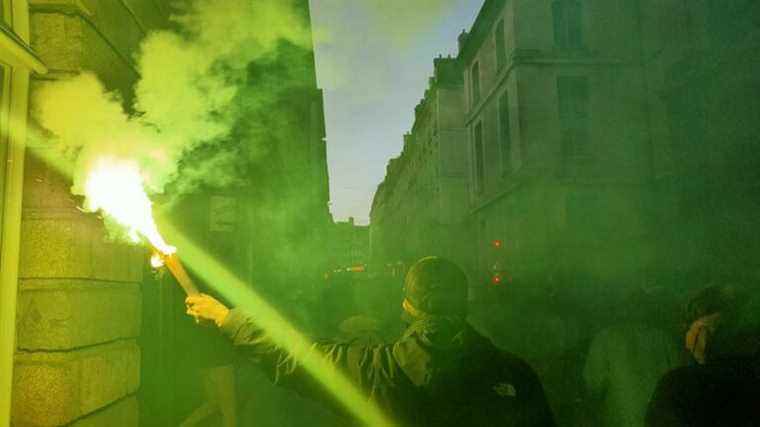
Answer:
[150,252,166,269]
[84,159,176,255]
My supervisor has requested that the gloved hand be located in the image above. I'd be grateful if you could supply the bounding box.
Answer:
[185,293,230,327]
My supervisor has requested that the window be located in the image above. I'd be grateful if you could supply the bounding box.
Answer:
[552,0,583,49]
[495,19,507,70]
[557,76,590,170]
[471,61,481,106]
[498,91,512,174]
[473,122,485,194]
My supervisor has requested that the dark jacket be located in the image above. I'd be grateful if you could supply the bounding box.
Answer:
[221,309,556,426]
[646,357,760,427]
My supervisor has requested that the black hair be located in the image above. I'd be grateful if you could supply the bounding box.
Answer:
[687,284,760,359]
[684,285,738,326]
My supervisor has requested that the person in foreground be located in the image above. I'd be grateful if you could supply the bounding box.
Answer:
[646,285,760,427]
[186,256,556,426]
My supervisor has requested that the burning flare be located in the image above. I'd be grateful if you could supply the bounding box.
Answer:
[150,252,166,268]
[84,158,176,255]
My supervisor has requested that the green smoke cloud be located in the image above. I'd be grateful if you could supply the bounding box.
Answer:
[33,0,312,201]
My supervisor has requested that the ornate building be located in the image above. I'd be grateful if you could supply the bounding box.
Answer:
[370,57,470,272]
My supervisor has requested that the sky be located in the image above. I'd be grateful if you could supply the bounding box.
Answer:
[309,0,483,225]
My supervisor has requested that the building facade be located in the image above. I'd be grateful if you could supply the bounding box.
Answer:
[370,57,470,271]
[372,0,659,299]
[327,217,369,270]
[9,2,171,426]
[459,0,658,300]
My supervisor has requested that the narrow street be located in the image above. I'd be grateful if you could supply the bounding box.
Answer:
[1,1,759,426]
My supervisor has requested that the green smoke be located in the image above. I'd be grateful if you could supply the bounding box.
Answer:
[33,0,312,202]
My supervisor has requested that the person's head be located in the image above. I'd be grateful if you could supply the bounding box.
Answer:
[402,256,468,322]
[683,284,739,364]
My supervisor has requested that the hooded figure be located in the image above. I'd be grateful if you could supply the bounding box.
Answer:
[187,256,556,426]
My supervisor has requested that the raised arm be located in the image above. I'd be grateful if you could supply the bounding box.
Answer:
[186,294,402,413]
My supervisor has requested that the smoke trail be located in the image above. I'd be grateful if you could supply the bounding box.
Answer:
[33,0,312,205]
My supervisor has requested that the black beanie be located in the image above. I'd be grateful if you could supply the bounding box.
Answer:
[404,256,468,318]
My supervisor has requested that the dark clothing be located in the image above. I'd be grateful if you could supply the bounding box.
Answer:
[221,309,556,427]
[646,358,760,427]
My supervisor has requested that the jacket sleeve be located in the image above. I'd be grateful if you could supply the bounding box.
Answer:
[220,308,402,407]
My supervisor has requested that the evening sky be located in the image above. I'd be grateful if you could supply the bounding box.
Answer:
[310,0,483,224]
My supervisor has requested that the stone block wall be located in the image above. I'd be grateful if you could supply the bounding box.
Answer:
[12,1,168,426]
[16,280,141,351]
[12,341,140,426]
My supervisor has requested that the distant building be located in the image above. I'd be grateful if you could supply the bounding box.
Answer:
[370,57,470,270]
[328,217,370,269]
[458,0,657,294]
[372,0,661,294]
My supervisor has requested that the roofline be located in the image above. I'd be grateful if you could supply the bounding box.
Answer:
[457,0,507,64]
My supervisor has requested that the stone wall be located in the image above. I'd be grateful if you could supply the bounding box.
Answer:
[12,1,168,426]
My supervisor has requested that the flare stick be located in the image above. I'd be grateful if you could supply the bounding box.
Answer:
[163,253,200,296]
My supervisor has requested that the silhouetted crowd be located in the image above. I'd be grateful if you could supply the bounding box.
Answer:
[185,258,760,427]
[568,284,760,427]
